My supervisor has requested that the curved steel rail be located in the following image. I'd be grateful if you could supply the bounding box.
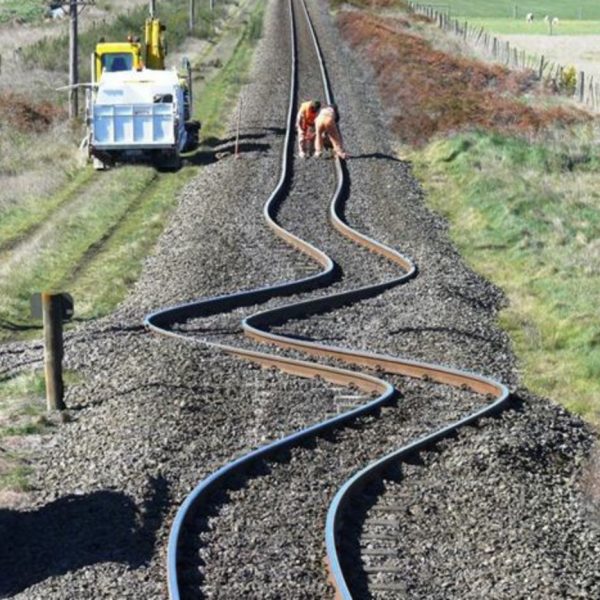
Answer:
[144,0,510,598]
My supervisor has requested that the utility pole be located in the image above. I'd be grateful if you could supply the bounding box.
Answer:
[189,0,195,31]
[69,0,78,118]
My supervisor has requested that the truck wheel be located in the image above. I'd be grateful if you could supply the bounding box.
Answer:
[155,152,182,171]
[92,156,109,170]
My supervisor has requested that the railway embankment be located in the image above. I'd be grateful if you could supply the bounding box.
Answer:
[334,1,600,423]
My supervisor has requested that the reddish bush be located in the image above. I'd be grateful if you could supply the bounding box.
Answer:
[337,11,588,145]
[0,93,65,133]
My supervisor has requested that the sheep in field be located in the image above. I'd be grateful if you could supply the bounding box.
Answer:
[526,13,534,22]
[552,17,559,26]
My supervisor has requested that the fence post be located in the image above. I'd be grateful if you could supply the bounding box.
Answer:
[42,293,66,411]
[538,55,545,78]
[578,71,585,101]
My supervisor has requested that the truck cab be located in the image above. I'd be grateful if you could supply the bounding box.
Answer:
[93,19,166,81]
[95,42,143,76]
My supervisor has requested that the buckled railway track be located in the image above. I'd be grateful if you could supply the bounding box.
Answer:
[144,0,510,597]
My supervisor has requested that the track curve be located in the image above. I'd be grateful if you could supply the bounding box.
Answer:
[144,0,510,597]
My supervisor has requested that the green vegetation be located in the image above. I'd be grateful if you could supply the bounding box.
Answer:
[67,167,196,319]
[24,0,191,76]
[0,371,49,438]
[0,0,44,23]
[438,0,600,20]
[467,18,600,35]
[0,370,50,491]
[410,130,600,422]
[195,0,265,139]
[22,0,238,78]
[0,168,94,251]
[0,0,265,340]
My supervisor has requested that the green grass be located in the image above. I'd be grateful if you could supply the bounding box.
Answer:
[0,167,156,330]
[0,0,266,340]
[467,17,600,35]
[0,168,94,251]
[67,167,196,319]
[410,130,600,423]
[195,0,266,139]
[434,1,600,20]
[0,0,44,23]
[0,370,51,438]
[0,463,33,491]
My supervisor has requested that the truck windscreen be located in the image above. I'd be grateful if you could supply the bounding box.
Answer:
[102,53,133,72]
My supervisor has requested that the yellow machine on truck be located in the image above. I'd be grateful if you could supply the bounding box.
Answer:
[94,17,166,77]
[86,15,199,169]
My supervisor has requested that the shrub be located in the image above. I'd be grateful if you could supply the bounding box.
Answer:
[560,65,577,96]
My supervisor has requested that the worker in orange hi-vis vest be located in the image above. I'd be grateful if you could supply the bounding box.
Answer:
[314,104,347,160]
[296,99,321,158]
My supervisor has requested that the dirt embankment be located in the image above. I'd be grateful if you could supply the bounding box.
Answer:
[336,8,589,145]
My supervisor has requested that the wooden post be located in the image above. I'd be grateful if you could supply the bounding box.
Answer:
[69,0,78,119]
[538,55,545,78]
[42,293,65,411]
[149,0,156,16]
[578,71,585,102]
[210,0,214,10]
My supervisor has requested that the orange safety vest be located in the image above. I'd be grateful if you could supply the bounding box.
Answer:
[297,101,318,131]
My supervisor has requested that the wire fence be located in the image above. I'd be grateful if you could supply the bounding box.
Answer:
[409,2,600,111]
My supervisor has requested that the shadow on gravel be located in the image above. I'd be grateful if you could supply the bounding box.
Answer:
[0,475,169,595]
[202,127,285,148]
[186,141,271,166]
[346,152,402,162]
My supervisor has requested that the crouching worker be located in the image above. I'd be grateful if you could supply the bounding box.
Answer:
[296,100,321,158]
[315,103,347,160]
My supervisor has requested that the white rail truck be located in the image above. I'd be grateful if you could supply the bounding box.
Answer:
[89,67,196,169]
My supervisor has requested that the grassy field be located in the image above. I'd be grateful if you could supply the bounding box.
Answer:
[437,1,600,20]
[0,0,44,23]
[428,1,600,35]
[410,130,600,423]
[467,18,600,35]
